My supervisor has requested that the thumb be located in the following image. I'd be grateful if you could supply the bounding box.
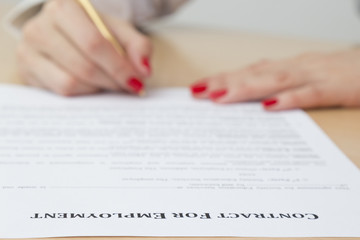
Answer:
[105,16,153,77]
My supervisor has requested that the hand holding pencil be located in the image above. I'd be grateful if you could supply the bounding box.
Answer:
[17,0,152,96]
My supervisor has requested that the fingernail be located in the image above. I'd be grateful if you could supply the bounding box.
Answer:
[210,90,227,100]
[262,98,278,107]
[127,77,144,93]
[191,82,208,94]
[142,57,152,75]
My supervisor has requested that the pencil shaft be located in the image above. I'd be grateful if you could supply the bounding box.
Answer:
[77,0,125,55]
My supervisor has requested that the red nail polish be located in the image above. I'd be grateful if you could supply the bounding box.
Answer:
[210,90,227,100]
[191,83,208,94]
[142,57,152,74]
[127,78,144,93]
[262,98,278,107]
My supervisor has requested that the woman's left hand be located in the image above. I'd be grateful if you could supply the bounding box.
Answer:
[190,50,360,111]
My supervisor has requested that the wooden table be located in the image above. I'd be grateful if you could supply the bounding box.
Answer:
[1,3,359,240]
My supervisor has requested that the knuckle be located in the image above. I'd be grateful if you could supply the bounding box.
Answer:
[58,76,78,96]
[78,62,97,81]
[111,62,128,80]
[343,91,360,107]
[137,36,152,50]
[44,0,64,16]
[22,19,40,43]
[22,16,51,48]
[84,32,104,54]
[287,92,302,106]
[274,72,291,85]
[236,82,253,96]
[215,72,229,82]
[307,85,323,102]
[249,59,271,71]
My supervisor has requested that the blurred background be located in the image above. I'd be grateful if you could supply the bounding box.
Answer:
[2,0,360,43]
[170,0,360,43]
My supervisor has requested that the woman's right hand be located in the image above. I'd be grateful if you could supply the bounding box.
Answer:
[17,0,152,96]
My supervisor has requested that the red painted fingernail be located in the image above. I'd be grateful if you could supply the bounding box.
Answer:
[210,90,227,100]
[127,77,144,93]
[191,82,208,94]
[262,98,278,107]
[142,57,152,75]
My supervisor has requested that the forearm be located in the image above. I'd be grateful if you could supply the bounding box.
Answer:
[92,0,189,26]
[3,0,189,39]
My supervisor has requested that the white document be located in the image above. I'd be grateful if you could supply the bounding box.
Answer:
[0,84,360,238]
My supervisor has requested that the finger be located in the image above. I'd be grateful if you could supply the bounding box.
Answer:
[16,43,48,89]
[262,84,341,111]
[106,15,153,77]
[23,45,99,96]
[206,74,229,102]
[18,61,44,89]
[25,16,120,92]
[190,78,209,99]
[22,75,45,89]
[217,70,304,104]
[246,59,272,73]
[46,0,144,94]
[191,74,232,102]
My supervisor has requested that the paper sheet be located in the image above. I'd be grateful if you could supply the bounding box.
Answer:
[0,85,360,238]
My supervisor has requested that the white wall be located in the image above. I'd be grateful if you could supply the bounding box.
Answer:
[165,0,360,43]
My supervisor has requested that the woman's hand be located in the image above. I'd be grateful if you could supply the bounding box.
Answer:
[17,0,152,96]
[191,50,360,110]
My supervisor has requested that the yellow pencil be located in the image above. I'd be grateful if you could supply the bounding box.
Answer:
[77,0,145,96]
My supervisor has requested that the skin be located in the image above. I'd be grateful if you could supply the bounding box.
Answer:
[191,50,360,111]
[17,0,152,96]
[17,0,360,111]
